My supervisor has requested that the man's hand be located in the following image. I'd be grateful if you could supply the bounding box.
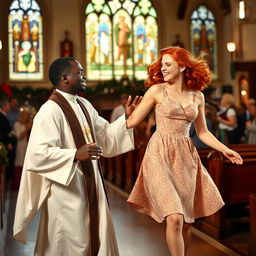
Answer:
[125,95,143,118]
[75,143,103,161]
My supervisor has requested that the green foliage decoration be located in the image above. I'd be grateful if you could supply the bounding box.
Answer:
[85,78,147,96]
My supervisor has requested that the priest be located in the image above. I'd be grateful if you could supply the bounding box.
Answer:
[13,57,140,256]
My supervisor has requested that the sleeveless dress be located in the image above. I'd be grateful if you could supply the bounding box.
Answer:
[127,88,225,223]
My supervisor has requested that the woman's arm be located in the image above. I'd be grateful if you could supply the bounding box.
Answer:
[193,92,242,164]
[126,85,160,129]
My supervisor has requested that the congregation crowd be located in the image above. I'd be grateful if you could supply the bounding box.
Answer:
[0,96,33,188]
[0,91,256,189]
[146,92,256,146]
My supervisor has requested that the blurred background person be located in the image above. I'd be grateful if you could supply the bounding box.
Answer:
[217,93,239,144]
[190,104,217,148]
[245,102,256,144]
[110,93,129,122]
[7,96,19,128]
[236,102,247,143]
[246,98,256,120]
[0,98,17,182]
[12,107,33,189]
[203,86,220,112]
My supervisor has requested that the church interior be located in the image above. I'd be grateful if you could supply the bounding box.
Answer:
[1,0,256,255]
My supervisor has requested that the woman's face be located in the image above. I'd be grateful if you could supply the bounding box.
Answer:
[221,95,230,107]
[20,111,31,123]
[161,54,182,83]
[251,105,256,116]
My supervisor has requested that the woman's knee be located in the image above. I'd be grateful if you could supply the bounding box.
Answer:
[166,214,183,231]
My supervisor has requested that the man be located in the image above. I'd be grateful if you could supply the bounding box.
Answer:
[246,98,256,120]
[110,93,129,122]
[7,96,19,128]
[13,57,139,256]
[0,98,17,181]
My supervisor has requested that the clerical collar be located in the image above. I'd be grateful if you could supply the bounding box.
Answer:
[56,89,78,103]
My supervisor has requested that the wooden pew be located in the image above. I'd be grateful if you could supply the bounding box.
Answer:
[100,124,148,193]
[194,146,256,239]
[197,147,211,168]
[197,143,256,169]
[249,193,256,256]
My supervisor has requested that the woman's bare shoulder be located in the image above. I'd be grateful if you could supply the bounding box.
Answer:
[147,83,165,94]
[195,90,205,103]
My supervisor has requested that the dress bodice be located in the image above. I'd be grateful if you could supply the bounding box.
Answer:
[155,87,199,137]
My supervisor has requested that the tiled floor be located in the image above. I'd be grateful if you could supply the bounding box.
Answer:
[3,183,241,256]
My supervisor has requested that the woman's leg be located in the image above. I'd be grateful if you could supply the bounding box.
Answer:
[182,223,191,256]
[166,214,184,256]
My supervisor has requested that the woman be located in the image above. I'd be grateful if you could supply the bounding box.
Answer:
[245,102,256,144]
[13,107,32,189]
[216,93,239,144]
[126,47,243,256]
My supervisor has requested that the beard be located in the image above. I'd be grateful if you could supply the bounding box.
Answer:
[79,82,86,92]
[78,86,86,93]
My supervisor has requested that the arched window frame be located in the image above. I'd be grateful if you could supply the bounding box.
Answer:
[85,0,159,81]
[8,0,44,81]
[190,5,218,79]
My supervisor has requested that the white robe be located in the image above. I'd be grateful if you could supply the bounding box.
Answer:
[13,90,134,256]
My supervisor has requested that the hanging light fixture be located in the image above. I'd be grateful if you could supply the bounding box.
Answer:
[0,40,2,50]
[227,42,236,53]
[239,1,245,19]
[226,42,236,79]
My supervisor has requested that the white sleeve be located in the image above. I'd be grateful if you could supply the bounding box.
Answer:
[227,108,236,117]
[85,100,134,157]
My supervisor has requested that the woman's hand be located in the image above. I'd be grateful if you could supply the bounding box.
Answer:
[222,148,243,165]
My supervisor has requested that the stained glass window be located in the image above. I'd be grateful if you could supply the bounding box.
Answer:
[85,0,158,81]
[8,0,43,80]
[190,5,217,79]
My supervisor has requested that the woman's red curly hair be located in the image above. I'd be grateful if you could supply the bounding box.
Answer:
[145,47,212,91]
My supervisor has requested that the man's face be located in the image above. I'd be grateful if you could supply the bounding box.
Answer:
[66,61,87,95]
[9,98,18,109]
[251,105,256,116]
[2,102,10,113]
[247,99,256,113]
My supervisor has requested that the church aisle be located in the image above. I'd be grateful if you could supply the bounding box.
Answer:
[3,183,240,256]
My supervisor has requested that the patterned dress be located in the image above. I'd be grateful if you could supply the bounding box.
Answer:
[127,87,224,223]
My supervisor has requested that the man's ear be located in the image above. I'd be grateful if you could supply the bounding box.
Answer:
[180,66,186,73]
[61,74,69,84]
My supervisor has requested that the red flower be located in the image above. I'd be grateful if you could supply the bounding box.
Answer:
[0,83,12,97]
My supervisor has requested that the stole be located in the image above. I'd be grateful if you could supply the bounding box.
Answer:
[49,90,100,256]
